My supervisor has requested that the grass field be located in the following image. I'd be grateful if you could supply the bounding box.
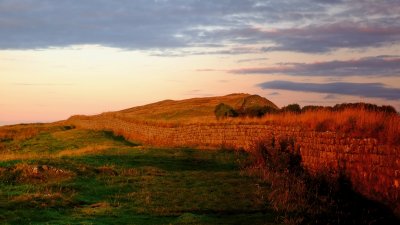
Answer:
[2,94,398,224]
[0,126,277,225]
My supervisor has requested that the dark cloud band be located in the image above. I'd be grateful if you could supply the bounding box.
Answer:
[231,56,400,77]
[258,80,400,100]
[0,0,398,53]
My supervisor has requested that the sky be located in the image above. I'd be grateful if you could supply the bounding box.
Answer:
[1,0,400,125]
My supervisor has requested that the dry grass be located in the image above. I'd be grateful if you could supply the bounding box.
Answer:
[262,108,400,144]
[0,125,42,141]
[0,145,112,161]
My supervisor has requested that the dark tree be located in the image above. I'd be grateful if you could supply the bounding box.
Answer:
[214,103,238,119]
[281,104,301,114]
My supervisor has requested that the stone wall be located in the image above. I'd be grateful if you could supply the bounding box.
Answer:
[68,115,400,213]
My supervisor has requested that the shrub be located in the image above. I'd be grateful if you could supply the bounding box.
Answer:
[301,105,324,113]
[255,137,302,174]
[214,103,238,119]
[281,104,301,114]
[240,105,278,118]
[333,103,397,114]
[379,105,397,114]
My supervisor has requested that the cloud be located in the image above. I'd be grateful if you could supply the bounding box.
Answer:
[312,0,343,4]
[268,92,280,96]
[211,21,400,53]
[0,0,309,50]
[275,23,400,52]
[150,46,260,57]
[184,89,213,97]
[0,0,189,49]
[324,94,338,99]
[196,69,218,72]
[237,57,267,63]
[230,56,400,77]
[341,0,400,22]
[258,80,400,100]
[0,0,398,54]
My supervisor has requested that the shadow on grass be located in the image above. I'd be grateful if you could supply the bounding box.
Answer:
[102,131,139,147]
[69,148,239,172]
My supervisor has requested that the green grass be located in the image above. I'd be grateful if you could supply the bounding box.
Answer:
[1,128,137,155]
[0,127,278,225]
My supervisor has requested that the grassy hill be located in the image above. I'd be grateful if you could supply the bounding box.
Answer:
[112,93,278,123]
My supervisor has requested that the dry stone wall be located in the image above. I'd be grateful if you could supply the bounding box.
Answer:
[69,115,400,213]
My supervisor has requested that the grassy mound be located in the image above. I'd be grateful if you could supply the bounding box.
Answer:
[106,93,277,123]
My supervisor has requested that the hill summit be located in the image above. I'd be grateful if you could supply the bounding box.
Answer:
[101,93,278,123]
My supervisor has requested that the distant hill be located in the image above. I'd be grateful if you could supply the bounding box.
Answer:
[110,93,278,122]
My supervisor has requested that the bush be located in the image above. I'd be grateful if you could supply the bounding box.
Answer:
[214,103,238,119]
[301,105,324,113]
[281,104,301,114]
[240,105,278,118]
[380,105,397,114]
[255,137,302,174]
[333,103,397,114]
[300,103,397,114]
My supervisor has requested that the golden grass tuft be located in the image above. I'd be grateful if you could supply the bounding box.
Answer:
[0,125,41,141]
[0,145,112,162]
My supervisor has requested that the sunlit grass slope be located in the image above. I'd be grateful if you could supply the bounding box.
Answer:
[0,124,135,161]
[113,93,278,123]
[0,125,276,225]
